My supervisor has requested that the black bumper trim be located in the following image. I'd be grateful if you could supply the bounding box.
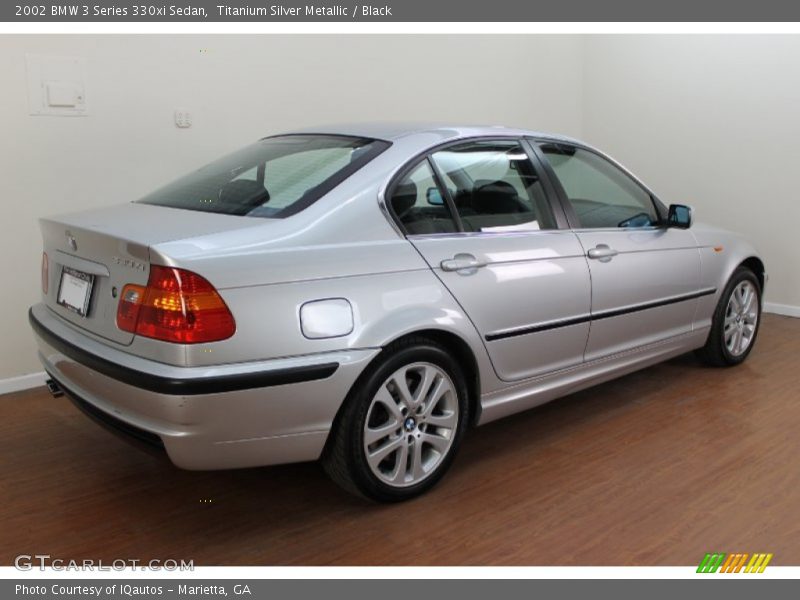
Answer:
[50,372,167,452]
[30,308,339,396]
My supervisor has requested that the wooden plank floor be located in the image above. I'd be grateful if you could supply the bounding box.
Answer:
[1,314,798,566]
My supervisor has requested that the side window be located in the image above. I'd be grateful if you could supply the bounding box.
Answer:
[541,143,658,229]
[430,141,556,233]
[389,160,458,235]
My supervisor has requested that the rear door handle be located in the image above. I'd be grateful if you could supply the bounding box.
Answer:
[587,244,619,262]
[440,253,486,273]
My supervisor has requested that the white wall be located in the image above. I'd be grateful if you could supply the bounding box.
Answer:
[0,35,584,384]
[583,35,800,314]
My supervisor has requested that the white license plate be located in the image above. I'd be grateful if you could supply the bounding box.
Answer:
[57,267,95,317]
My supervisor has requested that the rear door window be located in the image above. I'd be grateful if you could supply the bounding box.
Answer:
[429,140,556,233]
[389,160,458,235]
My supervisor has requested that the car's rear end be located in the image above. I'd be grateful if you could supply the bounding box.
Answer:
[30,134,394,469]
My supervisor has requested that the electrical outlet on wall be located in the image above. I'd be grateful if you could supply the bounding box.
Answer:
[174,108,192,128]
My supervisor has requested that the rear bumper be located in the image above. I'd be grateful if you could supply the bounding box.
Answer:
[30,303,379,470]
[53,374,167,454]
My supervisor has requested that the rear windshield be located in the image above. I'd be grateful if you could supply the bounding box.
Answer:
[137,135,390,218]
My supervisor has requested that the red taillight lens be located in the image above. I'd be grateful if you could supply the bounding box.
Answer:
[116,284,146,334]
[116,266,235,344]
[41,252,48,294]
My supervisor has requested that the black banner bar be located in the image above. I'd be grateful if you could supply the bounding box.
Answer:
[4,579,798,600]
[4,0,800,22]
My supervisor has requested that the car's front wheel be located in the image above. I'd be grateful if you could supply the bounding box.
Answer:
[322,337,469,502]
[696,266,762,367]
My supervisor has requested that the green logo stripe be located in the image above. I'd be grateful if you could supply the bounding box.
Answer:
[697,552,726,573]
[697,553,712,573]
[710,553,727,573]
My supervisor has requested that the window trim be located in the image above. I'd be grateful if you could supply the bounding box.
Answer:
[528,138,668,231]
[382,156,462,236]
[382,136,569,237]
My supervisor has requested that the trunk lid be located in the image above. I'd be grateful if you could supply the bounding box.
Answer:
[40,203,263,345]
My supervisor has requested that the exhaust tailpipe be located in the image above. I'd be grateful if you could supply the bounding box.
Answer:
[46,379,64,398]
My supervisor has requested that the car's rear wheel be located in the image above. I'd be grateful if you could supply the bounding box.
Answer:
[322,337,469,502]
[696,266,761,367]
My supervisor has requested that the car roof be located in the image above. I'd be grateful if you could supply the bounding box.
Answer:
[283,122,581,144]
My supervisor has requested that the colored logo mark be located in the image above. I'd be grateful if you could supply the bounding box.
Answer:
[697,552,773,573]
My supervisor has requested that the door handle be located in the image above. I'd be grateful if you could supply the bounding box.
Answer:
[440,253,486,273]
[587,244,619,262]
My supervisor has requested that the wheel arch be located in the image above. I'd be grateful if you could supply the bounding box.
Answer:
[738,256,766,292]
[365,328,482,426]
[395,328,482,426]
[323,327,483,461]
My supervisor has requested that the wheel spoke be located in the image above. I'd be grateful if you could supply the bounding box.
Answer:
[391,369,415,407]
[366,436,404,470]
[422,432,450,454]
[730,288,742,312]
[743,287,758,319]
[425,411,457,430]
[409,440,425,480]
[737,284,747,309]
[739,285,750,313]
[386,443,409,484]
[414,365,437,408]
[726,329,736,351]
[373,387,403,422]
[421,376,448,419]
[365,420,400,446]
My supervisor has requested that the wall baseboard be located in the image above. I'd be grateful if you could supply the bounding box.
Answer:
[0,371,46,396]
[764,302,800,319]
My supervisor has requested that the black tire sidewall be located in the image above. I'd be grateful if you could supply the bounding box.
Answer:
[343,341,470,502]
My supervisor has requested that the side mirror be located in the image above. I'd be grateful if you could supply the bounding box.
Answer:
[667,204,693,229]
[426,187,444,206]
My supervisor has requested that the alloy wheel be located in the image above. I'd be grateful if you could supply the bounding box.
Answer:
[723,280,759,357]
[362,362,459,488]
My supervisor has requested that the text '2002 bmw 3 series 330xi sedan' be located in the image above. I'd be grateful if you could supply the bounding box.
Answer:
[30,124,766,501]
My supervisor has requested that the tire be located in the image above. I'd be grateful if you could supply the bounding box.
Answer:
[696,266,762,367]
[322,336,470,502]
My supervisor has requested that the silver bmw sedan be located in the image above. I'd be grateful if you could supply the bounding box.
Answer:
[30,124,765,501]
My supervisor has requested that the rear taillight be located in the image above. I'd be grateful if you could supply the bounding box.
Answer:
[41,252,48,294]
[116,266,235,344]
[116,284,146,334]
